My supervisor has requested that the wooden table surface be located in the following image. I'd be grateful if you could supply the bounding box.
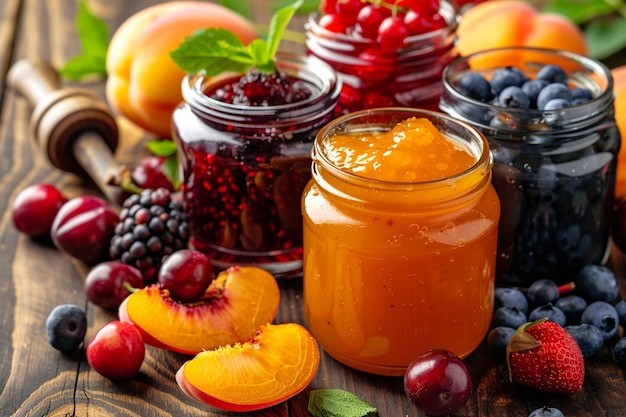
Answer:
[1,1,626,416]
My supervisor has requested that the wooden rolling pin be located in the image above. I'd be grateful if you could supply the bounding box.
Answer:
[8,58,126,205]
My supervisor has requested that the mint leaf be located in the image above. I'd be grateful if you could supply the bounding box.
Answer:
[170,0,303,75]
[60,0,108,80]
[146,140,180,189]
[308,389,378,417]
[272,0,320,13]
[147,140,178,157]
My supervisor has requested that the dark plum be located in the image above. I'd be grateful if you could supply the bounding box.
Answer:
[158,249,214,302]
[51,195,119,264]
[404,349,471,416]
[12,183,67,239]
[85,261,145,309]
[46,304,87,352]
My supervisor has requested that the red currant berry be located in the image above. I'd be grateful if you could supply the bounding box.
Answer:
[131,156,175,192]
[355,5,390,39]
[318,13,347,33]
[378,16,409,51]
[86,321,145,381]
[85,261,145,309]
[158,249,214,302]
[12,183,67,239]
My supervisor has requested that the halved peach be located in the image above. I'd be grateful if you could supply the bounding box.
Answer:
[176,323,320,412]
[118,266,280,354]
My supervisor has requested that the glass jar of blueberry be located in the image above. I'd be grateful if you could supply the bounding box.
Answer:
[440,47,621,286]
[172,55,342,278]
[305,0,458,113]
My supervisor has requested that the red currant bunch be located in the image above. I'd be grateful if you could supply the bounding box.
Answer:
[319,0,446,51]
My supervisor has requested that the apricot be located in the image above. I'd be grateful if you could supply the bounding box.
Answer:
[118,266,280,355]
[456,1,588,68]
[612,65,626,199]
[176,323,320,412]
[106,2,258,138]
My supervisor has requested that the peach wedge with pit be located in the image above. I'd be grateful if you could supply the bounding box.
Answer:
[176,322,320,412]
[119,266,280,355]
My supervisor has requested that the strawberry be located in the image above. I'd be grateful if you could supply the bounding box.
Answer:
[506,318,584,395]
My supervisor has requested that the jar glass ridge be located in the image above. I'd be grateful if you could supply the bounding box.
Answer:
[302,108,500,376]
[439,47,621,286]
[172,55,342,278]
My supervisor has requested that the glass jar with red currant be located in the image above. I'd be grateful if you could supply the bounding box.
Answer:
[172,55,342,278]
[440,47,621,287]
[305,0,458,112]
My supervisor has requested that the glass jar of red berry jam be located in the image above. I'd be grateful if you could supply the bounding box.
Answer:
[172,55,342,277]
[440,47,621,287]
[302,108,500,376]
[305,0,458,113]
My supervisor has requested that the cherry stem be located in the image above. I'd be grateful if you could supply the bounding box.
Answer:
[558,281,576,295]
[123,281,139,294]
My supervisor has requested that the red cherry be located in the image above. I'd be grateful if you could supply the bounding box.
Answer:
[85,261,145,309]
[355,5,390,39]
[362,91,395,108]
[377,16,409,51]
[404,349,472,416]
[335,0,365,26]
[51,195,119,264]
[86,321,145,381]
[339,84,363,110]
[12,183,67,239]
[158,249,214,302]
[320,0,338,15]
[318,13,347,33]
[131,156,175,192]
[409,0,440,15]
[404,10,446,35]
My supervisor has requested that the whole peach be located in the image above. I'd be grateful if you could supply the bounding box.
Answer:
[612,65,626,199]
[456,1,588,68]
[106,2,258,138]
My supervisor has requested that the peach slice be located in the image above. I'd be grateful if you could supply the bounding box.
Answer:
[176,323,320,412]
[119,266,280,354]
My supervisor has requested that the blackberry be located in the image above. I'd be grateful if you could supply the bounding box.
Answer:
[212,71,313,106]
[109,188,190,283]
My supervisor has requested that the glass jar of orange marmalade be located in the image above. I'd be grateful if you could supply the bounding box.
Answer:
[302,108,501,376]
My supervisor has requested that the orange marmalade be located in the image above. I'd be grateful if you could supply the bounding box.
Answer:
[302,109,501,376]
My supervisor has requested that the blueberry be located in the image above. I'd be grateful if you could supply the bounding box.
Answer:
[494,287,528,314]
[521,79,549,108]
[543,98,571,110]
[45,304,87,352]
[536,83,573,110]
[566,323,604,358]
[575,264,619,302]
[457,72,494,102]
[528,406,565,417]
[492,306,527,329]
[536,64,568,84]
[498,86,530,108]
[615,337,626,368]
[580,301,619,341]
[526,279,560,308]
[570,87,593,105]
[555,294,587,324]
[615,299,626,328]
[487,326,515,360]
[490,66,527,95]
[529,303,567,327]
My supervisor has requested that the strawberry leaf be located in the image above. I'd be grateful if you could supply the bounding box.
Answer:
[308,389,378,417]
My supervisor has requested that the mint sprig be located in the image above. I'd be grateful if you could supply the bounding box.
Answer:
[170,0,303,75]
[308,389,378,417]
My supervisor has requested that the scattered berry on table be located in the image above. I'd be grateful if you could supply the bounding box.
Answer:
[12,183,67,239]
[614,337,626,368]
[487,326,515,360]
[526,279,563,309]
[580,301,619,341]
[109,188,190,283]
[86,320,145,381]
[574,264,619,303]
[494,287,528,314]
[615,299,626,328]
[565,323,604,358]
[554,295,587,324]
[528,303,567,327]
[84,261,145,310]
[158,249,214,302]
[492,306,527,329]
[528,406,566,417]
[45,304,87,352]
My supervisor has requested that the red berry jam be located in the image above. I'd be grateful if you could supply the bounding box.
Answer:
[172,56,342,277]
[306,0,458,112]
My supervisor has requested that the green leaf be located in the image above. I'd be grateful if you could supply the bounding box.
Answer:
[59,0,109,80]
[163,153,180,190]
[308,389,378,417]
[266,0,303,59]
[272,0,320,13]
[217,0,251,19]
[585,17,626,59]
[541,0,619,24]
[147,139,178,157]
